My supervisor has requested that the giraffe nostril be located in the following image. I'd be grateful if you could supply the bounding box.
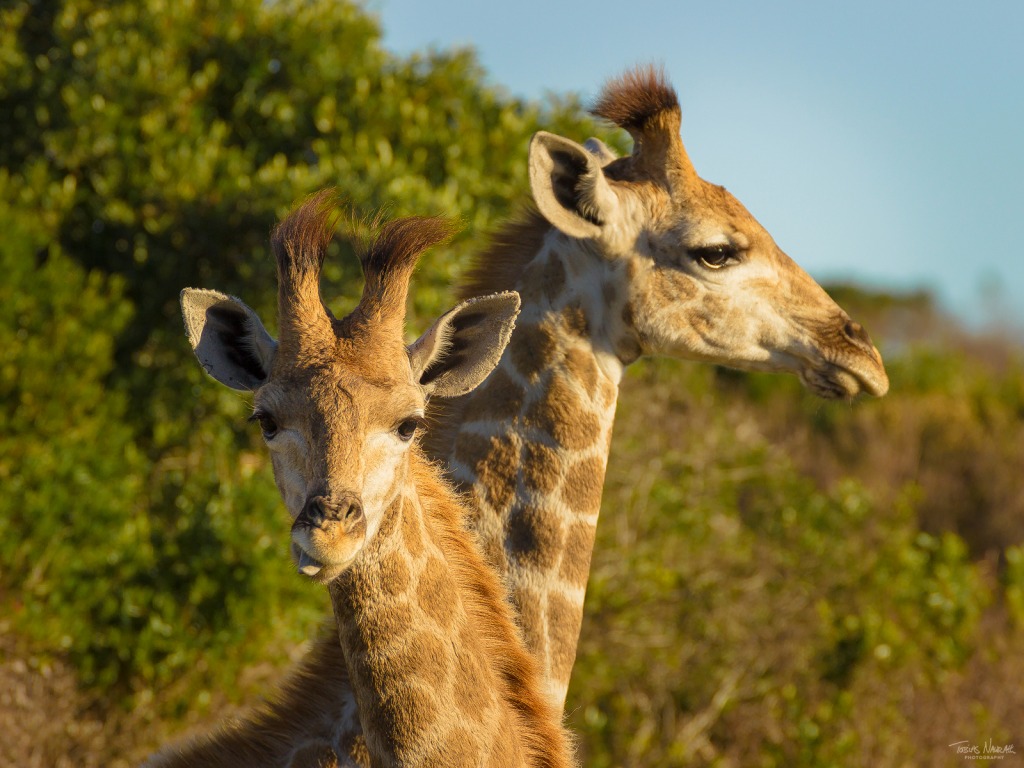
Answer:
[341,497,363,522]
[843,320,873,348]
[302,496,327,526]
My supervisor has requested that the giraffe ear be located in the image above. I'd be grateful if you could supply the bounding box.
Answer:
[529,131,620,240]
[181,288,278,391]
[584,137,619,166]
[408,292,521,399]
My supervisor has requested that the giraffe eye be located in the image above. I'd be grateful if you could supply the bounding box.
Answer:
[250,411,279,440]
[396,417,422,442]
[691,244,738,269]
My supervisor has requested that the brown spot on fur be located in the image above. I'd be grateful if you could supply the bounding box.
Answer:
[564,346,600,399]
[547,592,584,683]
[470,367,526,422]
[357,599,414,646]
[506,505,566,570]
[476,434,521,512]
[510,320,558,381]
[417,556,457,630]
[653,269,698,306]
[560,519,596,588]
[387,632,449,692]
[542,256,567,303]
[621,300,635,327]
[419,726,480,765]
[522,441,563,495]
[525,373,600,451]
[511,585,546,658]
[378,550,410,598]
[374,682,440,736]
[702,290,728,317]
[600,377,618,409]
[561,456,606,514]
[400,504,424,558]
[376,503,400,540]
[451,641,494,717]
[453,431,492,471]
[560,303,589,338]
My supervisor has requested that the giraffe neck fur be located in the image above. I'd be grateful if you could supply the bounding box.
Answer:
[442,237,630,707]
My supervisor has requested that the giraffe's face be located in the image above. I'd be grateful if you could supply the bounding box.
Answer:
[529,132,888,399]
[180,202,520,587]
[252,341,425,585]
[616,178,888,398]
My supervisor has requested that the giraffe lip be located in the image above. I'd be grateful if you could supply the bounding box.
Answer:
[802,360,888,399]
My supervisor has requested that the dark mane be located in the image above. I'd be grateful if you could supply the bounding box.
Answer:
[454,206,550,302]
[590,64,679,131]
[423,206,549,464]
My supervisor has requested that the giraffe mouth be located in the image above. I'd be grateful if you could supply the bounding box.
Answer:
[291,541,325,577]
[800,360,888,399]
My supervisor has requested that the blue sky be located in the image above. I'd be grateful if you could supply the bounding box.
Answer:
[370,0,1024,329]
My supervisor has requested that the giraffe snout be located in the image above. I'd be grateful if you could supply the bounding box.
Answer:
[299,492,364,533]
[291,491,367,581]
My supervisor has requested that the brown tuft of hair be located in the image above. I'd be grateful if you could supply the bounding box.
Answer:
[590,64,679,131]
[271,188,342,287]
[354,215,459,320]
[360,215,457,293]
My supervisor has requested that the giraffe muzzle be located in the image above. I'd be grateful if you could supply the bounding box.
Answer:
[290,492,366,579]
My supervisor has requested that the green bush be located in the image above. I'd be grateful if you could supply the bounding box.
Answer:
[567,360,1014,767]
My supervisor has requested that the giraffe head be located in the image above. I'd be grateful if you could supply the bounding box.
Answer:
[181,191,520,584]
[528,66,888,398]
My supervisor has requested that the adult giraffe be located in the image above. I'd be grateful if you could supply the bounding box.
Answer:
[426,65,888,708]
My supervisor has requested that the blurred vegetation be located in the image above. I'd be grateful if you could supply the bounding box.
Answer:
[0,1,1021,766]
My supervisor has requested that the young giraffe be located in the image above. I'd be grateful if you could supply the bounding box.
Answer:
[152,193,574,767]
[426,65,890,708]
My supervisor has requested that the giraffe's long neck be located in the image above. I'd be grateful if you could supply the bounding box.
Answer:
[327,446,577,768]
[328,493,520,767]
[438,232,628,708]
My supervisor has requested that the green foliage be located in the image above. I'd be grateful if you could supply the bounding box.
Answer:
[0,192,318,705]
[568,360,1015,767]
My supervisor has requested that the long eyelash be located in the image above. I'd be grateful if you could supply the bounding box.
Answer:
[691,244,737,257]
